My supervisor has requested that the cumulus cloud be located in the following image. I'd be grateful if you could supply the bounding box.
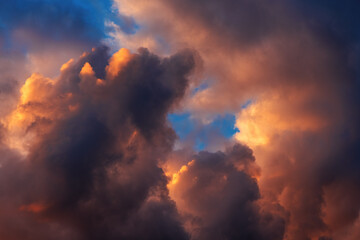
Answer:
[167,144,284,240]
[0,46,196,239]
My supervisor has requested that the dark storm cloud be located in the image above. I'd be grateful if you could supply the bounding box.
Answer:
[0,46,196,239]
[170,144,285,240]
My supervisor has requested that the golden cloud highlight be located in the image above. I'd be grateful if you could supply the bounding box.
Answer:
[106,48,133,80]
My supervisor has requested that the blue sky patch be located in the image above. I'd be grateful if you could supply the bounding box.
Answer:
[167,112,239,151]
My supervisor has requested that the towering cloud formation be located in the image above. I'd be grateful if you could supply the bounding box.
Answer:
[0,47,196,239]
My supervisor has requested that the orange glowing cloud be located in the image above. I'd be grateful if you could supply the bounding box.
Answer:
[60,58,75,72]
[80,62,95,76]
[106,48,133,80]
[167,159,195,186]
[1,73,60,153]
[20,73,55,105]
[79,62,102,90]
[235,92,329,149]
[5,74,67,127]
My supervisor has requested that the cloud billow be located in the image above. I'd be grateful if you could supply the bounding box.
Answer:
[0,46,195,240]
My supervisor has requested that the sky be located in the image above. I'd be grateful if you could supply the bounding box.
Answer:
[0,1,360,240]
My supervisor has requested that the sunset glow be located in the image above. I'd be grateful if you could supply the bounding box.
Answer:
[0,1,359,240]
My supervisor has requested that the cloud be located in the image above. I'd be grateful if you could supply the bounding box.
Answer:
[0,46,197,239]
[167,144,284,240]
